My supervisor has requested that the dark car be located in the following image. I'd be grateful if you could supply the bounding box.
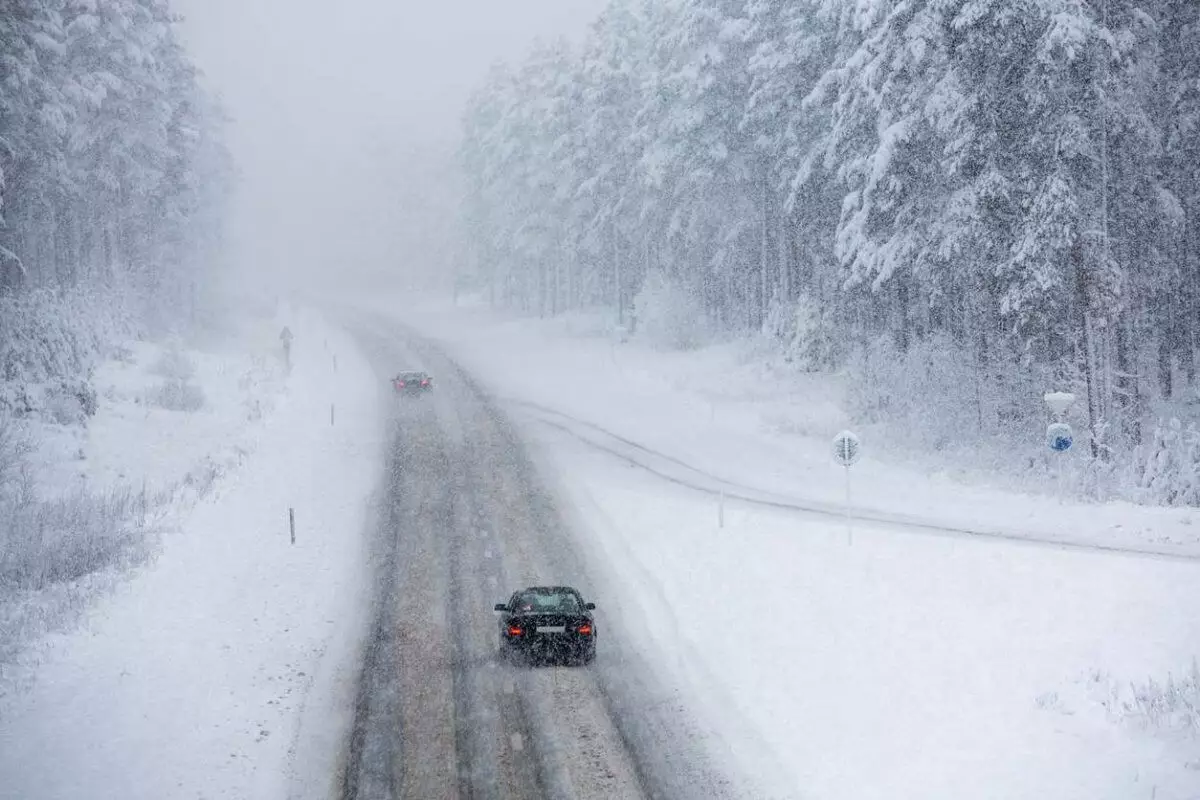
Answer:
[495,586,596,665]
[392,370,432,395]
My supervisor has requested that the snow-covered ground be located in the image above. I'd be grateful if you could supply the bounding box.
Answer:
[7,288,1194,799]
[31,327,285,502]
[538,429,1200,799]
[374,296,1200,558]
[0,307,383,800]
[362,294,1200,800]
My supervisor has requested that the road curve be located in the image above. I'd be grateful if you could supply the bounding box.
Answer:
[336,314,747,800]
[506,400,1200,564]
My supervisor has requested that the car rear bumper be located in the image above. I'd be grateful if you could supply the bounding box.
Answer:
[504,634,594,662]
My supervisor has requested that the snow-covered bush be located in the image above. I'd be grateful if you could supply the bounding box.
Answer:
[43,378,99,425]
[632,270,709,350]
[154,378,206,412]
[0,487,153,669]
[0,489,143,591]
[1083,664,1200,737]
[151,341,196,383]
[1118,664,1200,735]
[849,334,982,448]
[0,413,30,499]
[846,333,1049,457]
[149,341,205,411]
[761,294,839,372]
[1133,419,1200,506]
[0,288,134,421]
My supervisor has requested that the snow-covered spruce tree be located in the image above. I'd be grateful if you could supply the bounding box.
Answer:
[1155,0,1200,399]
[743,0,842,314]
[632,0,761,330]
[573,0,654,319]
[461,42,582,316]
[0,0,229,412]
[0,0,71,288]
[458,0,1200,502]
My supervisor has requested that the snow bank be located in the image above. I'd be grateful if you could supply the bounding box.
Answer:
[33,331,286,501]
[536,435,1200,799]
[0,306,382,800]
[1,313,291,682]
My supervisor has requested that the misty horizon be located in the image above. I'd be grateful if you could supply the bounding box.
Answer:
[173,0,606,295]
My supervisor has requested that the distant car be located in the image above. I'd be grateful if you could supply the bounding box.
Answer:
[392,370,432,395]
[495,586,596,665]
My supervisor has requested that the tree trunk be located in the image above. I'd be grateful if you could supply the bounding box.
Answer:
[894,280,911,353]
[1074,244,1104,461]
[612,223,623,325]
[1114,315,1140,446]
[1158,318,1174,400]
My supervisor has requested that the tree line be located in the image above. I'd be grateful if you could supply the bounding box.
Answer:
[460,0,1200,494]
[0,0,229,319]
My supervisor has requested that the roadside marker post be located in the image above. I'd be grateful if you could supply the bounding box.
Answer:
[289,507,296,545]
[832,430,862,545]
[279,326,294,374]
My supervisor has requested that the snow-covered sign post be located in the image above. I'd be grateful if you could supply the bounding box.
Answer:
[832,430,861,545]
[1044,392,1076,502]
[279,326,294,373]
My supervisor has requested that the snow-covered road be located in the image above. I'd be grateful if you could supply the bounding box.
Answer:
[338,315,753,800]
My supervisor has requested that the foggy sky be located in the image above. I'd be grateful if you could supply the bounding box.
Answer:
[173,0,605,294]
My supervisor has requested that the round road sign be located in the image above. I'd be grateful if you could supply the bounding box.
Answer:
[1047,422,1074,453]
[833,430,861,467]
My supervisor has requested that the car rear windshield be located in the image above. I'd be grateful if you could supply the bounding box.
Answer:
[398,372,427,381]
[514,590,581,613]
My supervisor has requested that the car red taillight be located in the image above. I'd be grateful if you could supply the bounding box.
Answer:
[397,382,406,388]
[577,623,593,636]
[507,625,523,636]
[421,380,429,386]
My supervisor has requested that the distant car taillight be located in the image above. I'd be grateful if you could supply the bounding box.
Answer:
[396,381,406,388]
[577,623,593,636]
[421,380,429,386]
[507,625,523,636]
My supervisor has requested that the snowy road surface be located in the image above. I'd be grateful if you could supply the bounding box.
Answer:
[338,317,753,800]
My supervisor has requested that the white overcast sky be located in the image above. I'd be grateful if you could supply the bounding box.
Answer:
[173,0,605,291]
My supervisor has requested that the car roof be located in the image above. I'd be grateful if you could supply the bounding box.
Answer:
[516,585,581,596]
[397,370,428,378]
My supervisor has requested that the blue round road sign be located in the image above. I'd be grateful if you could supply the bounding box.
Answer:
[1047,422,1073,453]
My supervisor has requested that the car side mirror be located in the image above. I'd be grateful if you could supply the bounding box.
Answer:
[494,603,508,612]
[585,602,596,610]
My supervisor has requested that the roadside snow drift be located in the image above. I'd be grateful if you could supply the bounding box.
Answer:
[534,429,1200,800]
[0,307,383,800]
